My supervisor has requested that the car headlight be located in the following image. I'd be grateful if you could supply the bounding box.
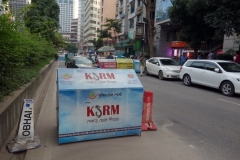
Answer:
[164,68,172,72]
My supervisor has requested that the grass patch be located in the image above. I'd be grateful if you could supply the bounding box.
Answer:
[0,57,54,102]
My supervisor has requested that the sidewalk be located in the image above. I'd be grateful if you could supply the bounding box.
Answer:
[16,61,205,160]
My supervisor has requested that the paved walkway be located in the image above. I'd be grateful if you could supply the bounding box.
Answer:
[2,61,205,160]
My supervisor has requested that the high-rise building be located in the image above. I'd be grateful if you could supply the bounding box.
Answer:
[9,0,31,17]
[100,0,117,46]
[56,0,73,35]
[70,18,78,44]
[77,0,86,54]
[83,0,100,52]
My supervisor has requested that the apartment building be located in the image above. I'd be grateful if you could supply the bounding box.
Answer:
[9,0,30,17]
[116,0,148,57]
[77,0,86,53]
[70,18,78,44]
[83,0,100,52]
[56,0,73,38]
[99,0,117,46]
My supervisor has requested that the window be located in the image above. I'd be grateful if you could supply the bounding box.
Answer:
[102,0,104,6]
[191,62,205,69]
[120,0,123,5]
[137,14,142,22]
[130,2,135,13]
[137,0,142,6]
[205,63,218,71]
[129,18,134,28]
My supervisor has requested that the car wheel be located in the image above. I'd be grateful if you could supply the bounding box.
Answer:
[145,67,149,76]
[183,74,192,86]
[220,81,235,96]
[158,71,164,80]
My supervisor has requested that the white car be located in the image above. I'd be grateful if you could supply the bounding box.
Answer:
[145,57,181,79]
[180,60,240,96]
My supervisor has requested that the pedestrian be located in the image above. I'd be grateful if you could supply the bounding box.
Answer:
[207,52,214,59]
[197,53,201,59]
[234,51,240,64]
[107,52,113,59]
[139,52,146,76]
[178,55,182,65]
[179,53,188,66]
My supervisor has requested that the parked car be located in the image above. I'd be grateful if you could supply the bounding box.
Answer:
[66,56,98,68]
[180,60,240,96]
[145,57,181,79]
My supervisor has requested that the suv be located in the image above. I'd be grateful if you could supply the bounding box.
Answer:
[180,60,240,96]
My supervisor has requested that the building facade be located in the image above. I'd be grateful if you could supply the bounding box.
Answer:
[77,0,86,54]
[56,0,73,35]
[9,0,30,17]
[99,0,117,46]
[83,0,100,52]
[116,0,150,58]
[70,18,78,44]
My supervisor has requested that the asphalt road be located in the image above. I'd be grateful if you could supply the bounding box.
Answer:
[139,73,240,160]
[58,61,240,160]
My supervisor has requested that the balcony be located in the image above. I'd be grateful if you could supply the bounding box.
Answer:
[118,5,123,12]
[136,5,143,14]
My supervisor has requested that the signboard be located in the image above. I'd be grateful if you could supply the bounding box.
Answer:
[57,69,143,144]
[17,99,34,142]
[98,59,117,69]
[134,40,141,51]
[116,59,134,69]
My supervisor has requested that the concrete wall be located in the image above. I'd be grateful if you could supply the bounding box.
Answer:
[0,61,55,151]
[223,35,239,53]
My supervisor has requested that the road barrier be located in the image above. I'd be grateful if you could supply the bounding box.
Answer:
[142,91,157,131]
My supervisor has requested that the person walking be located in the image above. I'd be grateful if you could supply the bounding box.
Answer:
[139,52,146,76]
[107,52,113,59]
[179,53,188,66]
[207,52,214,59]
[234,51,240,64]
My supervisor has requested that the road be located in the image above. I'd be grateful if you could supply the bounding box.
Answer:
[140,71,240,160]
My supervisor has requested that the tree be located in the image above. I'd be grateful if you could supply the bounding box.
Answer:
[91,38,103,51]
[24,0,60,42]
[141,0,156,58]
[204,0,240,36]
[64,43,78,53]
[101,18,121,44]
[169,0,216,57]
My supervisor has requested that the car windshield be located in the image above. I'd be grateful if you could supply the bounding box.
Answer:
[160,59,178,66]
[217,62,240,72]
[75,57,94,65]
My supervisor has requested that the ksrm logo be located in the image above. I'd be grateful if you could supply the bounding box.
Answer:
[85,73,115,80]
[87,105,119,118]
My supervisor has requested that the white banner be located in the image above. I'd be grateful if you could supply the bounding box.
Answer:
[17,99,34,143]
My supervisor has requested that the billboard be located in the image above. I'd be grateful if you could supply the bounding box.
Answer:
[57,69,143,144]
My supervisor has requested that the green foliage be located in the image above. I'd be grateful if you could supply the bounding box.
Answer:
[170,0,216,51]
[0,58,53,101]
[24,0,60,41]
[91,38,103,50]
[216,54,233,61]
[0,13,57,101]
[102,18,122,34]
[97,30,112,39]
[204,0,240,36]
[64,43,78,53]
